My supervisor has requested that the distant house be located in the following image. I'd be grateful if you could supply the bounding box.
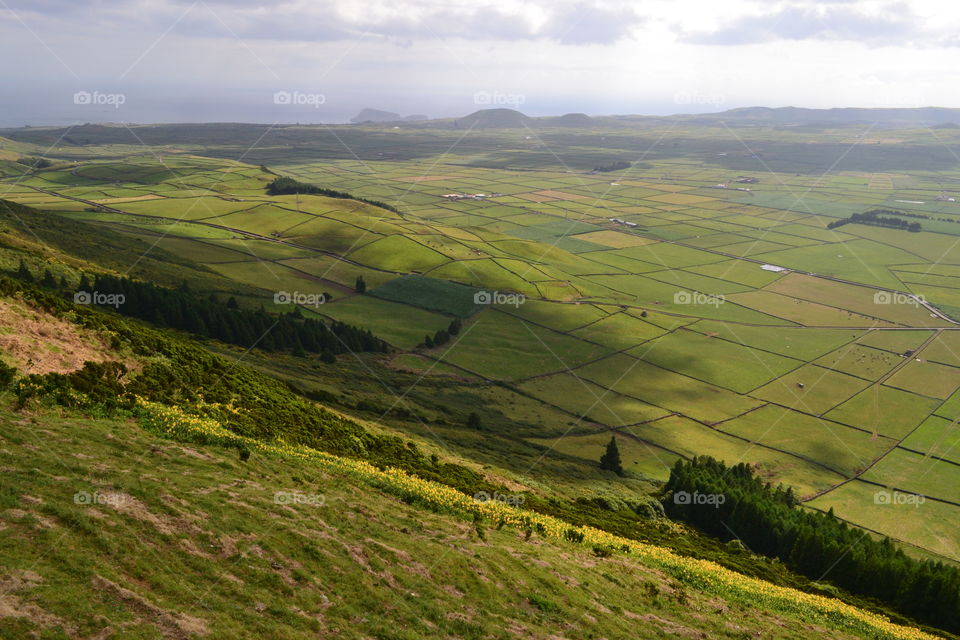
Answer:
[761,264,788,273]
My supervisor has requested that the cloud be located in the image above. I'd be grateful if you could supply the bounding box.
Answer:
[541,4,644,45]
[682,3,918,46]
[0,0,641,45]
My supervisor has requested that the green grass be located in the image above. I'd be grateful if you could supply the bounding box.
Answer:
[886,360,960,400]
[725,291,895,327]
[764,275,943,327]
[630,328,803,393]
[9,124,960,572]
[751,364,872,415]
[623,414,850,496]
[506,299,609,332]
[825,385,941,439]
[857,330,935,355]
[570,312,667,349]
[719,405,895,477]
[918,331,960,367]
[369,274,483,317]
[574,353,763,424]
[808,479,960,566]
[752,240,918,290]
[863,448,960,505]
[690,321,863,360]
[815,345,903,380]
[1,401,937,640]
[899,414,960,462]
[348,235,450,272]
[319,295,452,349]
[517,373,671,427]
[439,310,613,380]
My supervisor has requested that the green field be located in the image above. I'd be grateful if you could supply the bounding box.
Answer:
[6,118,960,573]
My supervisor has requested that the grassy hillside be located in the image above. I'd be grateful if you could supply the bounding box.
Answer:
[5,120,960,636]
[0,272,951,638]
[0,399,944,639]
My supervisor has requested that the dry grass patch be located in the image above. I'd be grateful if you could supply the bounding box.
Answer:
[0,298,132,374]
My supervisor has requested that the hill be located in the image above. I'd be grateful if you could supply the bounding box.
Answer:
[0,277,943,639]
[350,108,402,123]
[542,112,596,127]
[4,122,960,637]
[695,106,960,127]
[455,108,533,129]
[1,398,939,639]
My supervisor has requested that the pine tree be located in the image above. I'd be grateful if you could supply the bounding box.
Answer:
[599,436,624,475]
[448,319,462,336]
[355,275,366,293]
[15,259,33,283]
[40,269,57,288]
[467,412,481,430]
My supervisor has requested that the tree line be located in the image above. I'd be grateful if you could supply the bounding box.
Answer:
[420,318,462,349]
[827,209,922,232]
[12,262,389,358]
[266,176,399,213]
[592,160,631,173]
[663,456,960,633]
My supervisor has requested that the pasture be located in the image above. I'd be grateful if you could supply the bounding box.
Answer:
[7,120,960,564]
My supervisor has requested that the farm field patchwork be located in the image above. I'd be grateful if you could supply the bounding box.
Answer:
[7,122,960,572]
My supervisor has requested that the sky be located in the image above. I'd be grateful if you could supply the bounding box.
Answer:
[0,0,958,126]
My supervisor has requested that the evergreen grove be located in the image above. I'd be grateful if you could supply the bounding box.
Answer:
[663,456,960,633]
[827,209,922,232]
[266,176,399,213]
[13,263,389,357]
